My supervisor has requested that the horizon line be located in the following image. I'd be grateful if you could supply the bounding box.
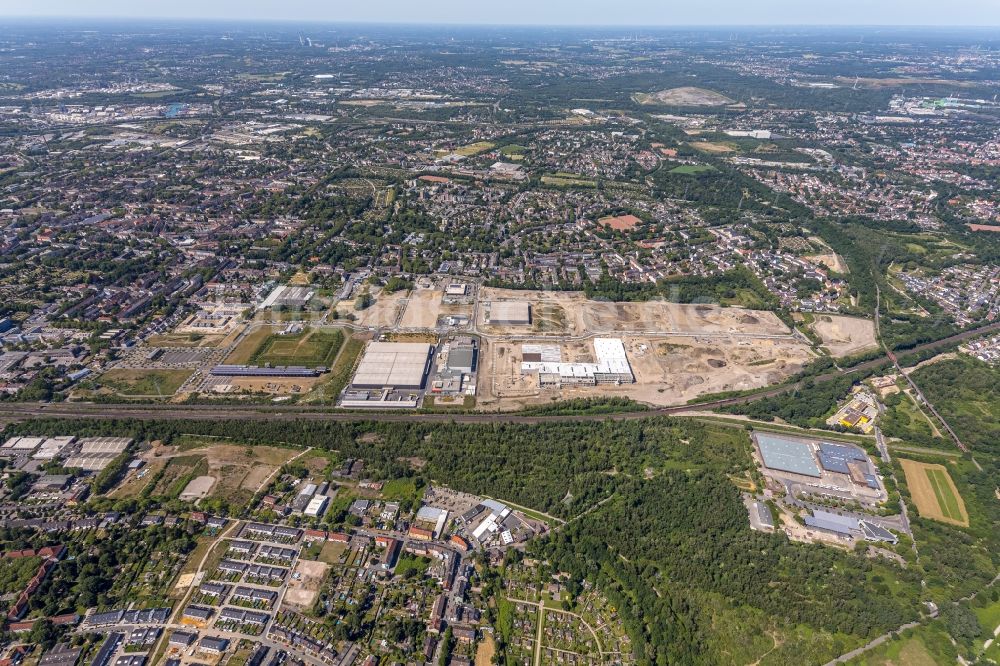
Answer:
[1,16,999,29]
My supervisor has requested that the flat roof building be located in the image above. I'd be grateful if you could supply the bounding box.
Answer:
[445,338,478,374]
[755,433,822,477]
[803,509,858,537]
[350,342,433,390]
[487,301,530,326]
[210,365,323,378]
[78,437,132,455]
[753,502,774,529]
[39,644,81,666]
[521,338,634,386]
[304,495,329,518]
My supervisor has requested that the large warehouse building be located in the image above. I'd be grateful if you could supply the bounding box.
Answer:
[487,301,531,326]
[755,433,822,477]
[210,365,325,378]
[521,338,634,386]
[350,342,434,390]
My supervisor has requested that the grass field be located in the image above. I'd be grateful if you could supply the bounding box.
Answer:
[225,326,276,364]
[108,459,166,499]
[152,455,210,500]
[500,144,527,156]
[899,458,969,526]
[453,141,496,156]
[306,334,366,402]
[541,173,596,187]
[381,478,420,503]
[689,141,737,154]
[98,369,192,397]
[317,541,348,565]
[145,332,227,348]
[394,553,430,578]
[669,164,716,175]
[248,328,343,367]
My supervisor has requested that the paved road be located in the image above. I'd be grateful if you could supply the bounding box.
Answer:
[2,319,997,425]
[822,621,921,665]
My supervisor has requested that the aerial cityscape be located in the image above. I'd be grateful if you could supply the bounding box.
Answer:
[0,8,998,666]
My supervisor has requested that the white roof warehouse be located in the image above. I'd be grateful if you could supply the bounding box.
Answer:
[521,338,634,385]
[350,342,434,390]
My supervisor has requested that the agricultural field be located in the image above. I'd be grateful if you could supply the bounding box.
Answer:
[95,368,192,397]
[899,458,969,526]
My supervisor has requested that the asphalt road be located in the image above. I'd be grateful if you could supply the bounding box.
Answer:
[2,320,997,425]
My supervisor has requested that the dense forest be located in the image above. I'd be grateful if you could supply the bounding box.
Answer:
[906,357,1000,456]
[535,474,921,665]
[6,415,986,665]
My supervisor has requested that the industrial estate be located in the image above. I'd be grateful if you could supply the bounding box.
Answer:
[0,15,997,666]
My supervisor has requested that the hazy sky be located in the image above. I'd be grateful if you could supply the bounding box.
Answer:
[2,0,999,26]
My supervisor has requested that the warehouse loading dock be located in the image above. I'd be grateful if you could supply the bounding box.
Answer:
[520,338,634,386]
[349,342,434,390]
[339,341,435,408]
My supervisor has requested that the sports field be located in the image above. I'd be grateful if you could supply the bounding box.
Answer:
[247,328,344,367]
[899,458,968,526]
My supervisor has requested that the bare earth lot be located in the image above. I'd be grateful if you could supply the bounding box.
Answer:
[810,315,878,357]
[179,475,216,501]
[283,559,329,609]
[399,288,442,328]
[478,289,792,338]
[398,286,473,329]
[477,334,813,410]
[804,252,849,274]
[334,286,408,328]
[634,86,736,106]
[115,442,296,508]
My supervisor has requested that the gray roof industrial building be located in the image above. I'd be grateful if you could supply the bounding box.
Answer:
[350,342,433,390]
[210,365,324,378]
[486,301,531,326]
[755,433,822,477]
[803,509,897,544]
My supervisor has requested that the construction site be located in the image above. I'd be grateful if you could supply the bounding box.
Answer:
[475,327,812,410]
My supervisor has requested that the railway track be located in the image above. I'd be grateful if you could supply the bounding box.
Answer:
[1,320,997,426]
